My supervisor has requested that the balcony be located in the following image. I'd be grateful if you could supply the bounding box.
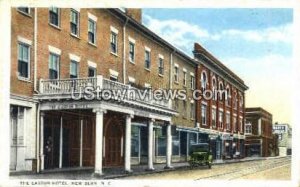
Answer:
[38,75,170,109]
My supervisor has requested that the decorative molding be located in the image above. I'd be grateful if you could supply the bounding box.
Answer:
[110,26,119,34]
[48,45,61,55]
[87,60,97,68]
[69,53,81,62]
[18,36,32,45]
[88,12,97,21]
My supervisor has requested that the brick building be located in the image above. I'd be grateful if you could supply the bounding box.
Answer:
[245,107,278,157]
[10,7,247,174]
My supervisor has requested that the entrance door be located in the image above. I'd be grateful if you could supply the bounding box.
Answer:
[104,120,124,167]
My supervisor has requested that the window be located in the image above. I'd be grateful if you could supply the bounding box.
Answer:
[109,32,118,54]
[183,71,187,86]
[49,53,59,79]
[18,7,30,15]
[219,111,224,129]
[70,9,79,36]
[70,60,78,78]
[131,126,140,157]
[49,7,59,26]
[226,113,230,131]
[172,130,180,155]
[18,43,30,79]
[129,42,135,62]
[226,87,231,106]
[158,58,164,75]
[190,102,195,119]
[201,104,207,125]
[201,72,207,90]
[190,75,195,89]
[88,67,96,77]
[174,66,179,82]
[156,128,166,156]
[10,106,25,146]
[245,123,252,134]
[88,19,96,44]
[240,120,243,133]
[145,50,151,69]
[212,108,216,128]
[233,116,237,132]
[219,82,224,101]
[212,78,217,100]
[239,94,243,110]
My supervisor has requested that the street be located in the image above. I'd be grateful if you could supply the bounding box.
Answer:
[125,156,291,180]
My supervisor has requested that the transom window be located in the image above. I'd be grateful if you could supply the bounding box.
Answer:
[88,19,96,44]
[49,7,59,27]
[70,9,79,36]
[49,53,59,79]
[70,60,78,78]
[110,32,117,54]
[158,58,164,75]
[145,50,151,69]
[129,42,135,62]
[201,104,207,125]
[18,43,30,79]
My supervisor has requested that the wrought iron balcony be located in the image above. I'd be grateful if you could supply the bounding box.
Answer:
[38,75,170,109]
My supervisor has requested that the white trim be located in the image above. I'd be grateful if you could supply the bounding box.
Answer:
[144,83,151,88]
[72,8,80,12]
[110,26,119,34]
[69,53,81,62]
[219,108,224,112]
[87,60,97,68]
[183,68,187,72]
[158,54,164,59]
[174,63,179,67]
[201,101,207,105]
[239,116,243,119]
[144,46,151,52]
[190,100,194,104]
[87,12,97,21]
[226,111,230,114]
[190,72,195,76]
[212,105,217,109]
[109,69,119,77]
[48,45,61,55]
[17,36,32,45]
[128,36,136,44]
[128,76,135,83]
[233,113,237,116]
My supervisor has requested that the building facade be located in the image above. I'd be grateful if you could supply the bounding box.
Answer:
[10,7,247,174]
[245,108,278,157]
[273,123,292,156]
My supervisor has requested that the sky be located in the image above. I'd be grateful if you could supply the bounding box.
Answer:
[142,8,293,125]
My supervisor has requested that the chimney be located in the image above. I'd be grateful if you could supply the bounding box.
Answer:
[194,42,206,54]
[126,9,142,23]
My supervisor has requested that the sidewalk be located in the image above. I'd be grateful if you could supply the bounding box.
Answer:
[10,156,288,180]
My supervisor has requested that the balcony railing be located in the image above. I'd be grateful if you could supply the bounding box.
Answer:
[39,75,170,108]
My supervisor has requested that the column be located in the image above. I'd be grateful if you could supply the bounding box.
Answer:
[164,122,173,169]
[59,116,63,168]
[93,108,106,176]
[40,112,45,171]
[125,114,133,173]
[80,119,83,167]
[146,118,155,170]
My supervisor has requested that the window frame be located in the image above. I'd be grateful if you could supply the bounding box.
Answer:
[88,66,96,77]
[49,7,60,28]
[49,53,60,80]
[129,42,135,63]
[17,42,30,80]
[18,7,30,16]
[201,104,207,126]
[158,57,164,75]
[190,75,195,90]
[212,108,217,128]
[174,66,179,83]
[219,111,224,129]
[70,9,80,37]
[88,19,96,45]
[70,60,79,78]
[144,50,151,70]
[110,31,118,55]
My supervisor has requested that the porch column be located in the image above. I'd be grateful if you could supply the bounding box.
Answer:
[165,122,173,169]
[40,112,45,171]
[125,114,134,173]
[147,118,155,170]
[59,116,63,168]
[93,108,106,176]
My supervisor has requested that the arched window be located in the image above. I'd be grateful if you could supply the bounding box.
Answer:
[226,85,231,106]
[201,71,207,89]
[212,77,217,91]
[239,93,243,109]
[219,82,224,101]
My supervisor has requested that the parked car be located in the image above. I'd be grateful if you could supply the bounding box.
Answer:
[188,143,213,169]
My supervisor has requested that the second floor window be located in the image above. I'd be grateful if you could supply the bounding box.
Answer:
[18,7,30,15]
[190,75,195,89]
[201,72,207,90]
[226,113,230,130]
[111,32,117,54]
[212,108,216,128]
[174,66,179,82]
[49,53,59,79]
[219,111,223,129]
[158,58,164,75]
[145,50,151,69]
[88,19,96,44]
[88,67,96,77]
[129,42,135,62]
[201,104,207,125]
[245,123,252,134]
[49,7,59,27]
[18,43,30,79]
[70,9,79,36]
[183,71,187,86]
[233,117,237,132]
[70,60,78,78]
